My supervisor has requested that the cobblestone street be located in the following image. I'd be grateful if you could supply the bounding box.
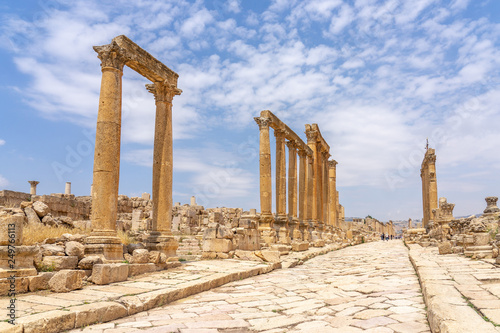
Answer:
[72,241,430,333]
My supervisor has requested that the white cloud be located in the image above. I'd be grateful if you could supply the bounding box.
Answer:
[0,139,5,146]
[0,175,8,187]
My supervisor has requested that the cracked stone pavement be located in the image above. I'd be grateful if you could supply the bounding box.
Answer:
[70,240,430,333]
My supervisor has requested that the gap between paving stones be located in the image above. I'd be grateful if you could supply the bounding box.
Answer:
[0,243,348,333]
[408,243,499,333]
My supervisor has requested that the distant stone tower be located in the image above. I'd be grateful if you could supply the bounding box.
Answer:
[421,147,438,229]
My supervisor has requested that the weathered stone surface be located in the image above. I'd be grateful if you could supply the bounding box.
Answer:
[41,244,65,256]
[92,263,129,285]
[18,310,75,333]
[24,206,42,225]
[292,241,309,252]
[32,201,49,218]
[438,241,452,255]
[255,250,280,263]
[132,249,149,264]
[49,269,85,292]
[65,241,85,259]
[69,301,128,328]
[77,256,103,270]
[202,239,233,253]
[128,263,157,276]
[127,243,145,254]
[148,251,161,264]
[42,255,78,270]
[28,272,55,292]
[217,225,234,239]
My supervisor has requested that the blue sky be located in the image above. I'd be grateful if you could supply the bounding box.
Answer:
[0,0,499,221]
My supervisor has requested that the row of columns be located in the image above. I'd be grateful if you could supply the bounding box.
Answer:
[27,181,71,195]
[255,115,340,244]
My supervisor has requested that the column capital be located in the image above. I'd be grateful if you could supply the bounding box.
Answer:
[298,149,307,157]
[28,180,40,186]
[146,81,182,103]
[254,116,272,129]
[274,128,286,139]
[305,129,318,144]
[286,140,298,150]
[93,41,127,71]
[328,159,338,168]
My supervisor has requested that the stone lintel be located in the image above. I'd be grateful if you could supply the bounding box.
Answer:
[259,110,312,156]
[108,35,179,86]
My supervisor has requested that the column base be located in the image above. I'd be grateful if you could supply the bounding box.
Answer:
[146,234,178,258]
[85,234,124,262]
[259,227,276,246]
[0,245,38,278]
[274,215,290,244]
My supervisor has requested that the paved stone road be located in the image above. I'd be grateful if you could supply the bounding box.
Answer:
[71,241,430,333]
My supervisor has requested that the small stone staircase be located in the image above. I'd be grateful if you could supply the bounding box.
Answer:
[176,235,202,261]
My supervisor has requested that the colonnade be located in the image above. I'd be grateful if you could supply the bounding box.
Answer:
[254,110,340,245]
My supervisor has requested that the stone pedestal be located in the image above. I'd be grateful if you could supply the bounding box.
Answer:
[484,197,500,215]
[259,215,276,246]
[146,236,178,258]
[0,214,37,295]
[274,217,290,245]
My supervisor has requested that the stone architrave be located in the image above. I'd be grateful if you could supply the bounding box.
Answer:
[254,116,276,244]
[86,41,127,262]
[145,81,181,257]
[28,181,39,195]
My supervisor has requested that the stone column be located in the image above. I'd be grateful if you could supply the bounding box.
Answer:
[145,81,181,257]
[65,182,71,195]
[306,155,314,241]
[322,152,329,230]
[86,41,127,261]
[298,150,307,221]
[275,129,287,220]
[254,116,276,244]
[190,196,197,206]
[297,150,307,242]
[328,160,338,229]
[287,140,299,240]
[28,181,39,195]
[306,130,318,228]
[275,129,289,244]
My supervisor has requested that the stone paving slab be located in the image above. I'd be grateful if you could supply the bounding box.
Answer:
[69,240,431,333]
[408,244,500,333]
[1,243,344,333]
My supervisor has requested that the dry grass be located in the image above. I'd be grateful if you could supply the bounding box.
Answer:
[23,224,90,245]
[117,229,137,245]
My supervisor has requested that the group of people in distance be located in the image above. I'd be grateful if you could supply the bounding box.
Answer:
[380,233,393,241]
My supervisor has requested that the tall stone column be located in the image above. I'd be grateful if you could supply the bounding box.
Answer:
[287,141,299,240]
[298,150,307,241]
[322,152,329,230]
[145,81,181,257]
[28,181,39,195]
[275,129,289,244]
[86,41,127,261]
[306,155,314,242]
[306,130,318,229]
[328,160,338,229]
[254,116,276,244]
[275,129,287,219]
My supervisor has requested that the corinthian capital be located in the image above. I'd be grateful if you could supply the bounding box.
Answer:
[328,159,338,168]
[146,81,182,103]
[93,41,127,71]
[305,130,318,143]
[254,116,271,129]
[286,140,298,150]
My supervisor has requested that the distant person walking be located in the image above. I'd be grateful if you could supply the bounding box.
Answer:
[381,233,385,241]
